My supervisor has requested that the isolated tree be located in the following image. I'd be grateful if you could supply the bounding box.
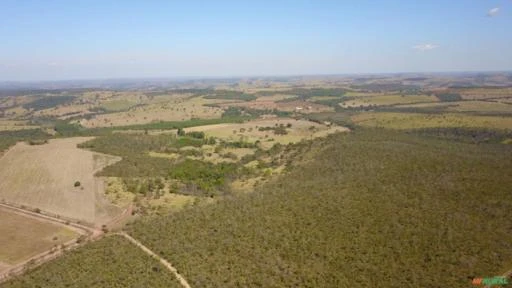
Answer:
[177,128,185,136]
[74,181,81,187]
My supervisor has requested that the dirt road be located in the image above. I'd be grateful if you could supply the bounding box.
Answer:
[116,232,192,288]
[0,202,130,284]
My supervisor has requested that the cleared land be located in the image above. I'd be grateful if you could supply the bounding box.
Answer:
[0,138,121,225]
[185,118,348,148]
[352,112,512,130]
[80,97,226,128]
[220,99,333,113]
[0,120,38,132]
[340,94,438,107]
[395,100,512,113]
[456,88,512,100]
[0,208,78,269]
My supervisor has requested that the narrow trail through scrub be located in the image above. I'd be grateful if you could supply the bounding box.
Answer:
[115,232,192,288]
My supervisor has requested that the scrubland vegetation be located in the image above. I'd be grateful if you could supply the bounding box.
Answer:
[0,129,50,152]
[126,130,512,287]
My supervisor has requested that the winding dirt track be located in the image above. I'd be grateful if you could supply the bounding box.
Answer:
[0,203,99,283]
[116,232,192,288]
[0,203,191,288]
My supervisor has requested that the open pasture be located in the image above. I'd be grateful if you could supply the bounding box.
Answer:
[0,120,39,132]
[185,118,349,149]
[0,137,121,225]
[456,87,512,100]
[0,208,79,271]
[341,94,438,107]
[395,100,512,113]
[80,97,225,128]
[221,99,333,113]
[352,112,512,130]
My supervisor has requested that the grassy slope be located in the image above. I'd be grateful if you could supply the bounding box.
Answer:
[128,129,512,287]
[1,236,181,288]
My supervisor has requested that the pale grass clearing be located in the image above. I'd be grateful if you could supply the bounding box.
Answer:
[185,118,349,149]
[223,147,255,158]
[104,177,196,214]
[0,120,39,131]
[254,94,297,102]
[0,137,121,225]
[148,151,180,160]
[351,112,512,130]
[3,106,30,118]
[457,88,512,100]
[80,97,224,128]
[194,146,256,164]
[142,193,197,213]
[230,177,263,194]
[0,208,79,267]
[340,94,437,107]
[100,99,137,112]
[0,96,34,109]
[219,99,333,113]
[396,100,512,113]
[308,96,342,101]
[344,91,393,97]
[104,177,135,208]
[34,103,95,119]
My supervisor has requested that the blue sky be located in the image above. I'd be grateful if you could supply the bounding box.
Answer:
[0,0,511,81]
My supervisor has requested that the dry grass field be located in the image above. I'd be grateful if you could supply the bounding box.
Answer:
[340,94,438,107]
[220,99,333,113]
[186,118,349,149]
[0,120,39,131]
[80,97,226,128]
[33,103,94,119]
[352,112,512,130]
[396,100,512,113]
[0,138,121,225]
[103,177,197,215]
[0,208,78,270]
[456,88,512,100]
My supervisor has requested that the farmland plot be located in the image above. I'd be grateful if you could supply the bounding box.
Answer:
[0,208,79,272]
[0,138,121,225]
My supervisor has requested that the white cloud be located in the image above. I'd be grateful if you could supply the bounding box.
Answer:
[47,62,59,67]
[487,7,500,17]
[413,44,439,51]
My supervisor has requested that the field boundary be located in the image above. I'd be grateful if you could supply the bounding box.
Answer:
[0,203,101,284]
[116,232,192,288]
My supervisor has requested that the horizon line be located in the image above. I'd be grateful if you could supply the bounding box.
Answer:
[1,70,511,84]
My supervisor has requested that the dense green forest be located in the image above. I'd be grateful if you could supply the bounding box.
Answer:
[2,236,180,288]
[78,133,189,177]
[126,129,512,287]
[406,127,512,144]
[435,93,463,102]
